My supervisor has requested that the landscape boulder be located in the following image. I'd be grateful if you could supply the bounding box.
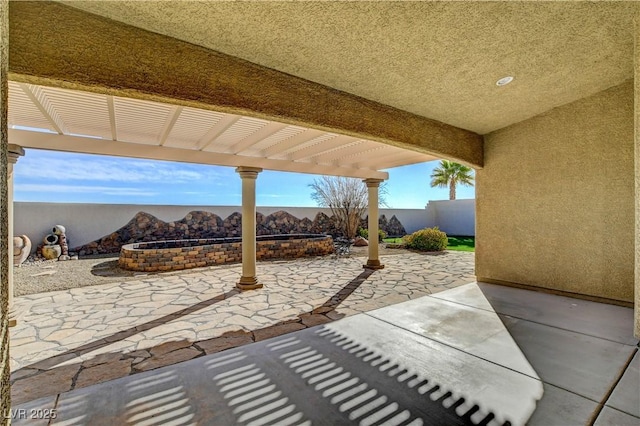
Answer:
[353,236,368,247]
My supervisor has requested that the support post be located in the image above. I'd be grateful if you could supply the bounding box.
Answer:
[236,167,263,290]
[7,145,24,327]
[364,178,385,270]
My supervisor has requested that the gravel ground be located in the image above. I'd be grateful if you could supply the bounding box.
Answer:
[14,245,409,296]
[14,255,137,296]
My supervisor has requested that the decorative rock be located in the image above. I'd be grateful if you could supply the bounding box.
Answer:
[312,212,341,237]
[378,215,389,235]
[387,215,407,236]
[13,235,31,266]
[30,270,57,277]
[258,211,301,235]
[353,236,369,247]
[71,209,407,256]
[360,214,407,237]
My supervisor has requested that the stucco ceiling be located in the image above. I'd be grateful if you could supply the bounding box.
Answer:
[59,1,637,135]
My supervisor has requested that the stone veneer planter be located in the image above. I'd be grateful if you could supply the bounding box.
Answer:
[118,234,334,272]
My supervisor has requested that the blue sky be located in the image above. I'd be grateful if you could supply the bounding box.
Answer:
[13,149,475,208]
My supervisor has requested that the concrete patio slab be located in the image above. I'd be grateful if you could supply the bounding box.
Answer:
[527,383,599,426]
[431,283,637,345]
[604,351,640,417]
[367,296,539,377]
[498,315,636,403]
[594,407,640,426]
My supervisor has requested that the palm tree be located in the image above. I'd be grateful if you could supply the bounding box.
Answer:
[430,160,474,200]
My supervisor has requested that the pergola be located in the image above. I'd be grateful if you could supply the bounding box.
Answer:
[6,81,440,298]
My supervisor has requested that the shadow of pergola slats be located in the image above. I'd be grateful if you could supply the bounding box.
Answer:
[199,327,510,426]
[124,371,195,426]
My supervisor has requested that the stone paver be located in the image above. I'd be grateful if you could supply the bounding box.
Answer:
[9,250,475,405]
[75,359,133,388]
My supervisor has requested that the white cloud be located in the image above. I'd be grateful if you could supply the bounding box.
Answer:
[15,184,158,197]
[16,151,226,184]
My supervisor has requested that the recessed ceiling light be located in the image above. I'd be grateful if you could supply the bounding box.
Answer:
[496,76,514,87]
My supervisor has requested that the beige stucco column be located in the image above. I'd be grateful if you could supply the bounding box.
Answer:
[7,145,24,327]
[363,178,385,270]
[236,167,263,290]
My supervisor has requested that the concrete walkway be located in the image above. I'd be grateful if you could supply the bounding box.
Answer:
[10,251,475,405]
[12,281,638,425]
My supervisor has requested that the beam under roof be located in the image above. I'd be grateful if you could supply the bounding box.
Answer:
[9,129,390,180]
[8,1,483,168]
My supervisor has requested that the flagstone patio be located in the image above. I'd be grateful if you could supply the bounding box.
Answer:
[9,251,475,406]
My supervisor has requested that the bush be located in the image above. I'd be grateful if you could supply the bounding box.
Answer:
[358,228,387,242]
[404,227,448,251]
[357,227,368,239]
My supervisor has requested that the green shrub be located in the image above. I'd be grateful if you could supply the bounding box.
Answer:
[404,227,448,251]
[358,228,387,242]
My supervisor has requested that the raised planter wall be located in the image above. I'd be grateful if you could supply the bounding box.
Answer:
[119,234,334,272]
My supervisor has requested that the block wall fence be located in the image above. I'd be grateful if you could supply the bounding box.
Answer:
[14,200,475,253]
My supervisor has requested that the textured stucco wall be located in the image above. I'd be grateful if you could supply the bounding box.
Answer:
[0,0,10,418]
[634,15,639,337]
[477,81,634,303]
[8,1,482,168]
